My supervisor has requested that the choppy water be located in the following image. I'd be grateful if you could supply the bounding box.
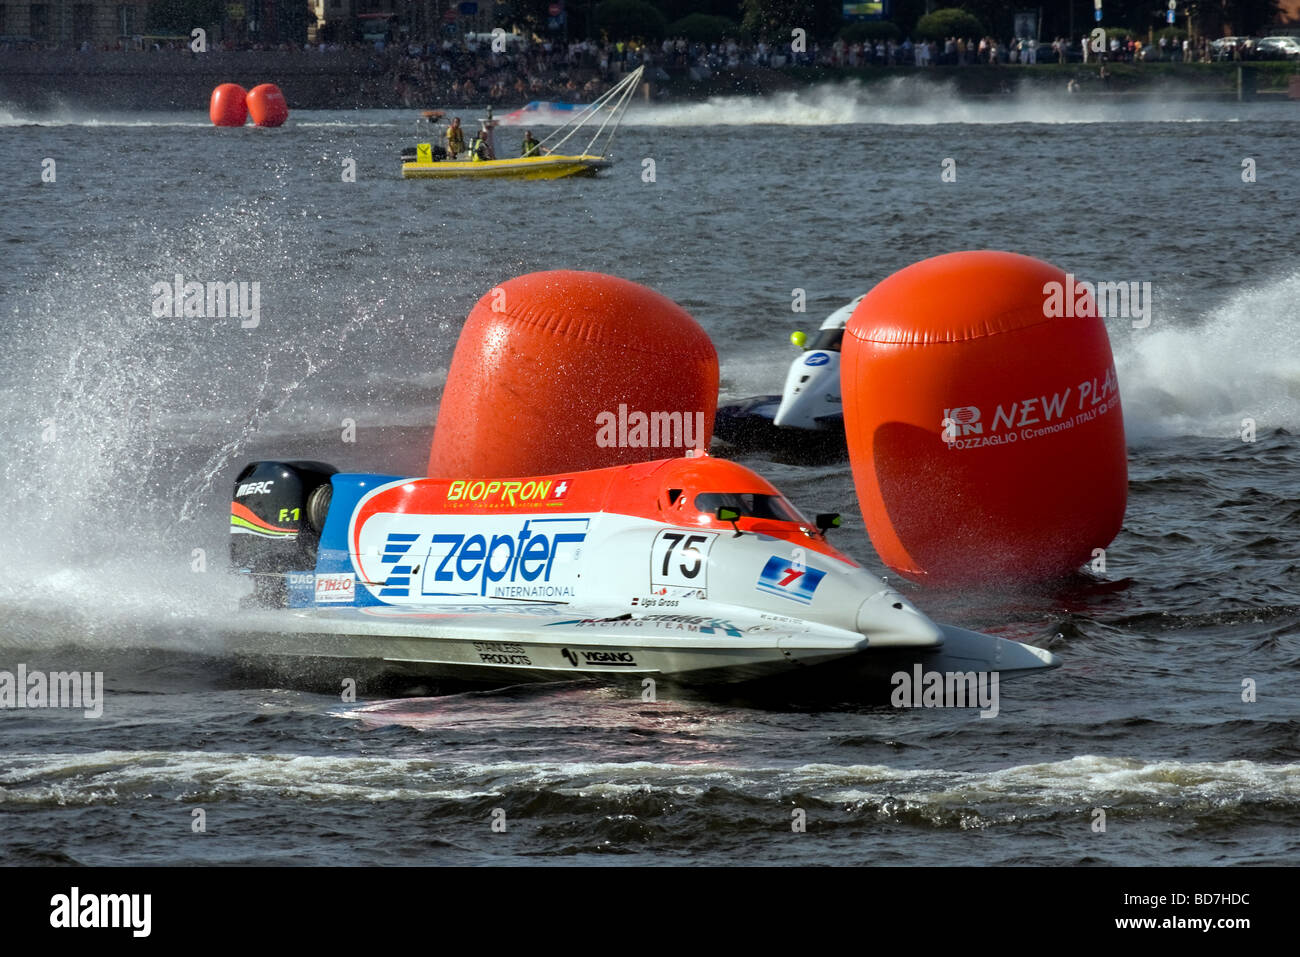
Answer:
[0,86,1297,865]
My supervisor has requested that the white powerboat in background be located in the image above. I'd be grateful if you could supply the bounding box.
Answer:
[713,295,863,458]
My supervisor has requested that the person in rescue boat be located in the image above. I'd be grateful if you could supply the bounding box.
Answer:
[445,116,465,158]
[470,127,494,161]
[521,130,542,157]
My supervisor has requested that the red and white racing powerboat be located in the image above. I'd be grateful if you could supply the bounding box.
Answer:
[227,454,1058,694]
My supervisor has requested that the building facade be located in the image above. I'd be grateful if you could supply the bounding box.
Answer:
[0,0,151,45]
[307,0,496,45]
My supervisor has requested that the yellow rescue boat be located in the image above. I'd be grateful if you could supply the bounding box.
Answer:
[401,151,610,180]
[402,66,641,183]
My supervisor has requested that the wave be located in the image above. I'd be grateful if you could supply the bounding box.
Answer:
[0,104,209,128]
[7,79,1291,129]
[623,79,1279,127]
[1116,269,1300,439]
[0,103,408,128]
[3,750,1296,813]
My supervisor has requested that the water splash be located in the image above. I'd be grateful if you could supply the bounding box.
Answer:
[623,78,1285,127]
[1116,269,1300,440]
[0,184,449,636]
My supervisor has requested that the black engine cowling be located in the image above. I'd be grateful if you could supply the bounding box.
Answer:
[230,461,337,604]
[400,144,447,162]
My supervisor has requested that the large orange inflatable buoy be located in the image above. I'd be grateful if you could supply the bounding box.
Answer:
[246,84,289,127]
[428,271,718,478]
[209,83,247,127]
[842,251,1127,585]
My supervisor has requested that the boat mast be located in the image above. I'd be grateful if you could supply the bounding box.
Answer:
[540,66,643,159]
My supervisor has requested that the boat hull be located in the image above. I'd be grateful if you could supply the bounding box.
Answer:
[713,394,846,459]
[224,606,1057,694]
[401,154,610,180]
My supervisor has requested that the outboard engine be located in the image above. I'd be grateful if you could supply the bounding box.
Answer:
[230,461,337,606]
[401,144,446,162]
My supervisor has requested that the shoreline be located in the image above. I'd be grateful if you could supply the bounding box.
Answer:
[1,52,1296,111]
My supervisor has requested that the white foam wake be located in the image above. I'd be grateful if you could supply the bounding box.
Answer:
[623,79,1276,127]
[3,751,1296,809]
[1116,269,1300,440]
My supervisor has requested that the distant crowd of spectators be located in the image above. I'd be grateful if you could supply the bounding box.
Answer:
[376,31,1278,103]
[836,34,1221,67]
[349,31,1287,104]
[4,28,1283,106]
[386,37,643,106]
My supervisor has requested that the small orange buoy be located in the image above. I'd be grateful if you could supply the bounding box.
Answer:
[842,250,1127,585]
[428,271,718,478]
[209,83,248,127]
[246,83,289,127]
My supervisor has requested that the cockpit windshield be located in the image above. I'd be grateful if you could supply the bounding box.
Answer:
[806,328,845,353]
[693,492,809,525]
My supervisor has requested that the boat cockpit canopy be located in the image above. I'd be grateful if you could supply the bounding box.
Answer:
[693,491,809,525]
[804,327,845,353]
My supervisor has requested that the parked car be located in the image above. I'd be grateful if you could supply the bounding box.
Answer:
[1253,36,1300,60]
[0,34,39,50]
[1210,36,1250,60]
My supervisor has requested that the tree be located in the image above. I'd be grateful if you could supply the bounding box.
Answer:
[656,0,743,23]
[667,13,741,43]
[1218,0,1282,36]
[839,20,902,43]
[740,0,838,43]
[954,0,1010,39]
[147,0,225,33]
[889,0,928,37]
[914,8,986,41]
[595,0,668,40]
[504,0,596,39]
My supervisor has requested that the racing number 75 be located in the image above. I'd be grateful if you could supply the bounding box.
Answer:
[659,532,710,579]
